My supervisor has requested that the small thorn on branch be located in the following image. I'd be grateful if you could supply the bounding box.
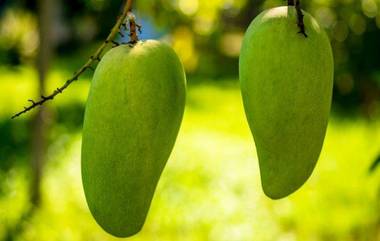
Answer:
[90,56,101,61]
[86,66,95,71]
[121,23,128,30]
[111,40,120,47]
[28,99,35,104]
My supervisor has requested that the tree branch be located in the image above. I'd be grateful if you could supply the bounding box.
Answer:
[12,0,134,119]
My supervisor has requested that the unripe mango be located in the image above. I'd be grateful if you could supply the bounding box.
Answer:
[239,7,333,199]
[81,40,186,237]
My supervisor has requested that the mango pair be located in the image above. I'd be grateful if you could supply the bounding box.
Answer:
[81,6,333,237]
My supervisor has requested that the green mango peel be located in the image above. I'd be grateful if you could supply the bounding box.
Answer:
[81,40,186,237]
[239,7,334,199]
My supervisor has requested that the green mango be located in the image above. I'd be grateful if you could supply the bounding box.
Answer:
[81,40,186,237]
[239,7,334,199]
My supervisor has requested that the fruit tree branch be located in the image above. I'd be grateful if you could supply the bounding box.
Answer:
[12,0,135,119]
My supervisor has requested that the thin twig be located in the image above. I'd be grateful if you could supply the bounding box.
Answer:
[12,0,134,119]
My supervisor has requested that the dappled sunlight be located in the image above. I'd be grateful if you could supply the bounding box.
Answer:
[0,67,37,119]
[171,27,199,72]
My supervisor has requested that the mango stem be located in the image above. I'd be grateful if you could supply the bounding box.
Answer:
[295,0,307,38]
[127,12,141,44]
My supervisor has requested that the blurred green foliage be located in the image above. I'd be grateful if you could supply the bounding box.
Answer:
[1,0,380,116]
[0,67,380,240]
[0,0,380,240]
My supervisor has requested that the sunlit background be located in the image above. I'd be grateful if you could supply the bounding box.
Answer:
[1,0,380,240]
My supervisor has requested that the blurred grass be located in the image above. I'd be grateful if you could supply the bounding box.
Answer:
[0,66,380,241]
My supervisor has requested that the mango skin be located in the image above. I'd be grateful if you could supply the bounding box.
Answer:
[81,40,186,237]
[239,7,334,199]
